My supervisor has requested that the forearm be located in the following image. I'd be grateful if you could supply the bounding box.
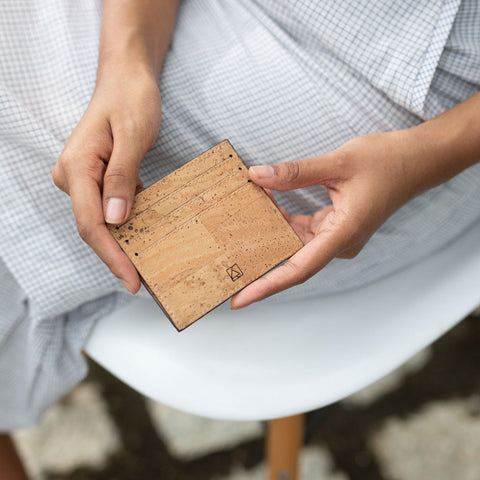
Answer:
[401,92,480,197]
[99,0,180,81]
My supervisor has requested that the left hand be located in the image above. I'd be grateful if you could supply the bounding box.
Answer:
[231,130,424,309]
[52,67,162,293]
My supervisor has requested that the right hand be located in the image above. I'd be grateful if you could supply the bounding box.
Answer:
[231,131,422,308]
[52,67,161,293]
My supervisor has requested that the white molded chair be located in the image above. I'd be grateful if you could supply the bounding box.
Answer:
[85,221,480,479]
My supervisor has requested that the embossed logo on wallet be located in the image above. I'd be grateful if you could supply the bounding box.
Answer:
[226,264,243,281]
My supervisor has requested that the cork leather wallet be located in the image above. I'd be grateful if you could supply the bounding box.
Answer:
[108,141,303,330]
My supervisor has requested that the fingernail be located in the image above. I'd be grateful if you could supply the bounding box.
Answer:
[250,165,275,179]
[105,198,127,224]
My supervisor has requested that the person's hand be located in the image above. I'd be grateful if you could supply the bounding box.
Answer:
[231,130,426,309]
[52,67,161,293]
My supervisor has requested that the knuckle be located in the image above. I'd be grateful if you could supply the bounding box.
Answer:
[115,118,138,137]
[116,118,156,146]
[85,160,106,180]
[343,134,369,152]
[114,115,136,130]
[324,209,347,234]
[58,151,74,171]
[104,165,130,184]
[51,165,62,188]
[325,208,364,249]
[282,160,301,183]
[58,144,81,168]
[284,260,309,286]
[76,223,92,243]
[59,150,106,182]
[331,147,352,172]
[336,147,350,165]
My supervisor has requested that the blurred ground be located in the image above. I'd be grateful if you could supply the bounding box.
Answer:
[13,310,480,480]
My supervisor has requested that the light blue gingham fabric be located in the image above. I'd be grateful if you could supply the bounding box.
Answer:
[1,0,480,428]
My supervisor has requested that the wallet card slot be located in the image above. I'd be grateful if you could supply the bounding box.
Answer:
[129,141,239,217]
[118,168,251,255]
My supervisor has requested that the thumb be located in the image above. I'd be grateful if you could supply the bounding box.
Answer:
[103,133,147,225]
[248,154,336,191]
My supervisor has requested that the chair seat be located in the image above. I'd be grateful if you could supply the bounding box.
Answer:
[85,221,480,421]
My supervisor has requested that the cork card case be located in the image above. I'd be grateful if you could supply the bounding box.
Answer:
[108,140,303,331]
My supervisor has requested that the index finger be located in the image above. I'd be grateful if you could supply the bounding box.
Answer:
[69,174,140,293]
[230,214,350,309]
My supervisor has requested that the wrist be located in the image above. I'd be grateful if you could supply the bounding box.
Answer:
[99,0,179,82]
[392,124,451,201]
[97,34,161,83]
[404,117,476,193]
[404,93,480,192]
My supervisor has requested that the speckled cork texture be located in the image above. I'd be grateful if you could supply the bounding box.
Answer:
[108,140,303,331]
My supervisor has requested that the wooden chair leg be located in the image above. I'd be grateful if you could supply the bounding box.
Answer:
[266,414,305,480]
[0,434,28,480]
